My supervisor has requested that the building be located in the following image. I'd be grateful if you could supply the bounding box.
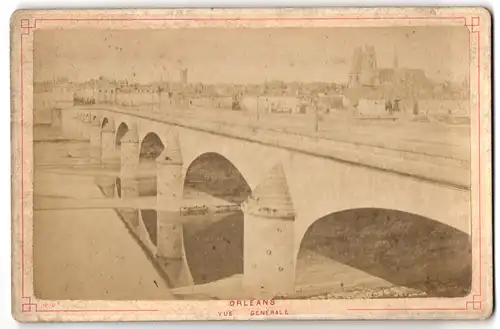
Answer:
[348,45,377,87]
[240,96,308,115]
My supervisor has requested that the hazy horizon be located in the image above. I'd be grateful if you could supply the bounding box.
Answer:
[34,27,470,85]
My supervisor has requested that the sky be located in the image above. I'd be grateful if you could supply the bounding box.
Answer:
[33,26,470,85]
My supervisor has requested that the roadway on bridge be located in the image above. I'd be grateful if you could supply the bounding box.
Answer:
[33,140,174,300]
[86,105,470,188]
[124,105,470,162]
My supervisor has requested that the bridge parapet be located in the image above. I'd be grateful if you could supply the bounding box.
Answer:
[85,105,470,190]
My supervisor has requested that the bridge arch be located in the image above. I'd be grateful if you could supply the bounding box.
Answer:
[295,208,471,298]
[136,131,166,197]
[101,117,109,129]
[182,152,252,285]
[115,122,129,150]
[183,152,252,204]
[139,132,166,165]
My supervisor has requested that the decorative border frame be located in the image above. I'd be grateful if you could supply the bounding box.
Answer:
[12,8,492,321]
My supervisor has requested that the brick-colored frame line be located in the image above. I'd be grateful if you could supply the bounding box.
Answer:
[18,15,483,314]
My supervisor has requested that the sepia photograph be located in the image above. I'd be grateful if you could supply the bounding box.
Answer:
[10,7,492,321]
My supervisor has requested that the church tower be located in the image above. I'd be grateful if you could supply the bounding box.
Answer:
[359,45,378,85]
[348,46,363,87]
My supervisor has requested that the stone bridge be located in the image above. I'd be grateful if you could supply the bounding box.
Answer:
[47,103,471,299]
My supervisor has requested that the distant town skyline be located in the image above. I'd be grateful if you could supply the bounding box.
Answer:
[34,27,469,85]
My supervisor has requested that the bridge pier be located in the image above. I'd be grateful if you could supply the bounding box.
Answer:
[241,163,296,299]
[156,133,184,261]
[101,119,116,163]
[92,117,117,197]
[120,124,140,198]
[89,117,102,163]
[119,124,140,226]
[81,111,91,140]
[155,133,194,286]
